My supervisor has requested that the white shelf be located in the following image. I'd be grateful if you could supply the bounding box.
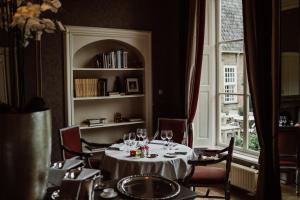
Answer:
[65,26,153,141]
[80,121,145,130]
[73,68,144,71]
[74,94,144,101]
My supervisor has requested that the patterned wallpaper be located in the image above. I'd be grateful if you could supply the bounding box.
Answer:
[23,0,188,161]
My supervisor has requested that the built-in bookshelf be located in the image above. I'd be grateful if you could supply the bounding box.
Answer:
[64,26,152,143]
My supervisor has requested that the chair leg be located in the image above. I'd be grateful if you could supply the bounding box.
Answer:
[225,181,231,200]
[296,168,299,196]
[205,189,210,197]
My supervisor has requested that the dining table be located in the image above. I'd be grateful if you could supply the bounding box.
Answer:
[101,140,197,180]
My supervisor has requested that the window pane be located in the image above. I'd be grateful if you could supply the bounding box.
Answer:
[247,98,260,151]
[220,94,244,148]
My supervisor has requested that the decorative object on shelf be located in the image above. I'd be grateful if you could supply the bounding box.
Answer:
[114,112,122,123]
[125,77,139,94]
[127,117,143,122]
[108,91,120,96]
[113,76,122,93]
[83,118,107,127]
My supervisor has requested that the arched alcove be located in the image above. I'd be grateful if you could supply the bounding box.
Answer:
[73,39,145,68]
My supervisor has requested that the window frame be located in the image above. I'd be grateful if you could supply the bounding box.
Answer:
[215,0,259,156]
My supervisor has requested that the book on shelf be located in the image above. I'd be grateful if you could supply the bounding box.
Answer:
[74,79,98,97]
[97,49,128,69]
[97,78,107,96]
[86,123,103,127]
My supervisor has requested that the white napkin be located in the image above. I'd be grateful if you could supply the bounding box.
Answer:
[63,159,84,170]
[109,143,126,151]
[48,168,67,187]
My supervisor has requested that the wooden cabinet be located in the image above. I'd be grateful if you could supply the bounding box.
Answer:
[64,26,152,143]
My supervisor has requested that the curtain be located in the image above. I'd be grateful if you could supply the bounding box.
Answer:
[185,0,206,148]
[243,0,281,199]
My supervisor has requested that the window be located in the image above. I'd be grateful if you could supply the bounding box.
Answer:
[217,0,259,154]
[224,65,237,103]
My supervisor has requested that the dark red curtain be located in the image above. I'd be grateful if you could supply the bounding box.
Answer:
[243,0,281,199]
[185,0,206,147]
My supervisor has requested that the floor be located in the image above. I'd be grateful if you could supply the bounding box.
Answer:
[193,184,300,200]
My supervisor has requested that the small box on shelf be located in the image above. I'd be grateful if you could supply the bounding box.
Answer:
[83,118,107,127]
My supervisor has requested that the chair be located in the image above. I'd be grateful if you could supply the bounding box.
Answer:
[183,137,234,200]
[278,130,300,195]
[59,126,110,169]
[157,117,188,146]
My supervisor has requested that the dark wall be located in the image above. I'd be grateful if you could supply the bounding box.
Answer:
[23,0,187,161]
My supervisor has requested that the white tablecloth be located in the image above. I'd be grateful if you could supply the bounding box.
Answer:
[101,140,197,180]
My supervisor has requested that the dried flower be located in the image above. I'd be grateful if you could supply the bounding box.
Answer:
[10,0,64,46]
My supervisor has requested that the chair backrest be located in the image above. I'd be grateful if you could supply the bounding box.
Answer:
[278,130,300,167]
[225,137,235,181]
[59,126,82,159]
[157,117,187,145]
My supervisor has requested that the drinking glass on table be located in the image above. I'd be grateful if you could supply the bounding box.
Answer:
[166,130,173,147]
[141,128,147,145]
[161,130,167,146]
[129,132,136,147]
[123,133,130,152]
[136,128,143,146]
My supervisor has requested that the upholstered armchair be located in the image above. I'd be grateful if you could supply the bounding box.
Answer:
[183,137,234,200]
[278,129,300,195]
[59,126,110,169]
[157,117,188,146]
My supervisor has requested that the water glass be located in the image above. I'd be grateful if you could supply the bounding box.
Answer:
[161,130,167,146]
[123,133,130,152]
[136,128,143,145]
[129,132,136,147]
[141,128,147,145]
[166,130,173,145]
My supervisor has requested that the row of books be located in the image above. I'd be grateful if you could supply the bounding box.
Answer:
[96,49,128,69]
[74,78,107,97]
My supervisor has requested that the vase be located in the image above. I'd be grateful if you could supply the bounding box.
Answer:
[0,109,52,200]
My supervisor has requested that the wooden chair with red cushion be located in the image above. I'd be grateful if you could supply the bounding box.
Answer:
[157,117,188,146]
[183,137,234,200]
[59,126,111,169]
[278,129,300,195]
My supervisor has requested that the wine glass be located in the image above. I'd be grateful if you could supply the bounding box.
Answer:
[136,128,143,145]
[161,130,167,146]
[141,129,147,146]
[166,130,173,147]
[123,133,130,152]
[129,132,136,147]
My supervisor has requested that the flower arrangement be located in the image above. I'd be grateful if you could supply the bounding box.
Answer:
[10,0,64,46]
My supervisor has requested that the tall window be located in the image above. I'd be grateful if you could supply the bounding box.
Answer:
[224,65,237,103]
[217,0,259,154]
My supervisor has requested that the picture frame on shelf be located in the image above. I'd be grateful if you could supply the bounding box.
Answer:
[125,78,139,94]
